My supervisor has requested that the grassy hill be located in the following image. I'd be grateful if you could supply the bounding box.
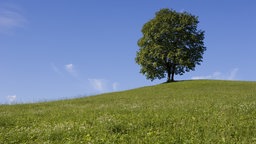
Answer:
[0,80,256,143]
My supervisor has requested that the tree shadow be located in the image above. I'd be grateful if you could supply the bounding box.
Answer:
[161,79,194,84]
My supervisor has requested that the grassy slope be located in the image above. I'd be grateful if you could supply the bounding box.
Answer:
[0,80,256,143]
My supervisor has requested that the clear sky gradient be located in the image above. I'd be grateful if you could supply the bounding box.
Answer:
[1,0,256,104]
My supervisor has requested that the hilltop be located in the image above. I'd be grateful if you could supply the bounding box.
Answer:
[0,80,255,143]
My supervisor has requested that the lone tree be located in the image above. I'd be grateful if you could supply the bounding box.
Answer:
[136,8,206,82]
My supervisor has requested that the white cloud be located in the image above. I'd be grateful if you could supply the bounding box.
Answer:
[65,64,74,73]
[179,9,185,13]
[191,75,211,80]
[7,95,16,104]
[88,79,120,93]
[89,79,106,92]
[228,68,239,80]
[192,71,222,80]
[65,63,77,77]
[192,68,239,80]
[112,82,119,91]
[52,63,79,78]
[0,4,26,34]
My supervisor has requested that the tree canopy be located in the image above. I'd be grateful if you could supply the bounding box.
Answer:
[136,8,206,82]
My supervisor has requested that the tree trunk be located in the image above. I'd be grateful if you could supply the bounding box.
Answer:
[167,71,171,83]
[166,64,175,83]
[171,70,175,82]
[171,64,176,82]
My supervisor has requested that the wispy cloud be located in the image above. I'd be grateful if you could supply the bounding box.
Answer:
[7,95,16,104]
[51,63,78,78]
[88,79,120,93]
[192,72,221,80]
[65,63,77,77]
[112,82,119,91]
[0,4,26,34]
[228,68,239,80]
[89,79,106,92]
[179,9,185,13]
[65,64,74,73]
[192,68,239,80]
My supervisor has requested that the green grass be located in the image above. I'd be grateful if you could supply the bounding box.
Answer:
[0,80,256,143]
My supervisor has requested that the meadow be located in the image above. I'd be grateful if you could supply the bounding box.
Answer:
[0,80,255,143]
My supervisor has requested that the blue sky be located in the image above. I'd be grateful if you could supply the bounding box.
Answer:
[1,0,256,104]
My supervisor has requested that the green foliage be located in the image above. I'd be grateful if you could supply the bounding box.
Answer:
[0,80,256,143]
[136,9,206,82]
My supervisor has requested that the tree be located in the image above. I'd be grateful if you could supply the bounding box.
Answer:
[135,8,206,82]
